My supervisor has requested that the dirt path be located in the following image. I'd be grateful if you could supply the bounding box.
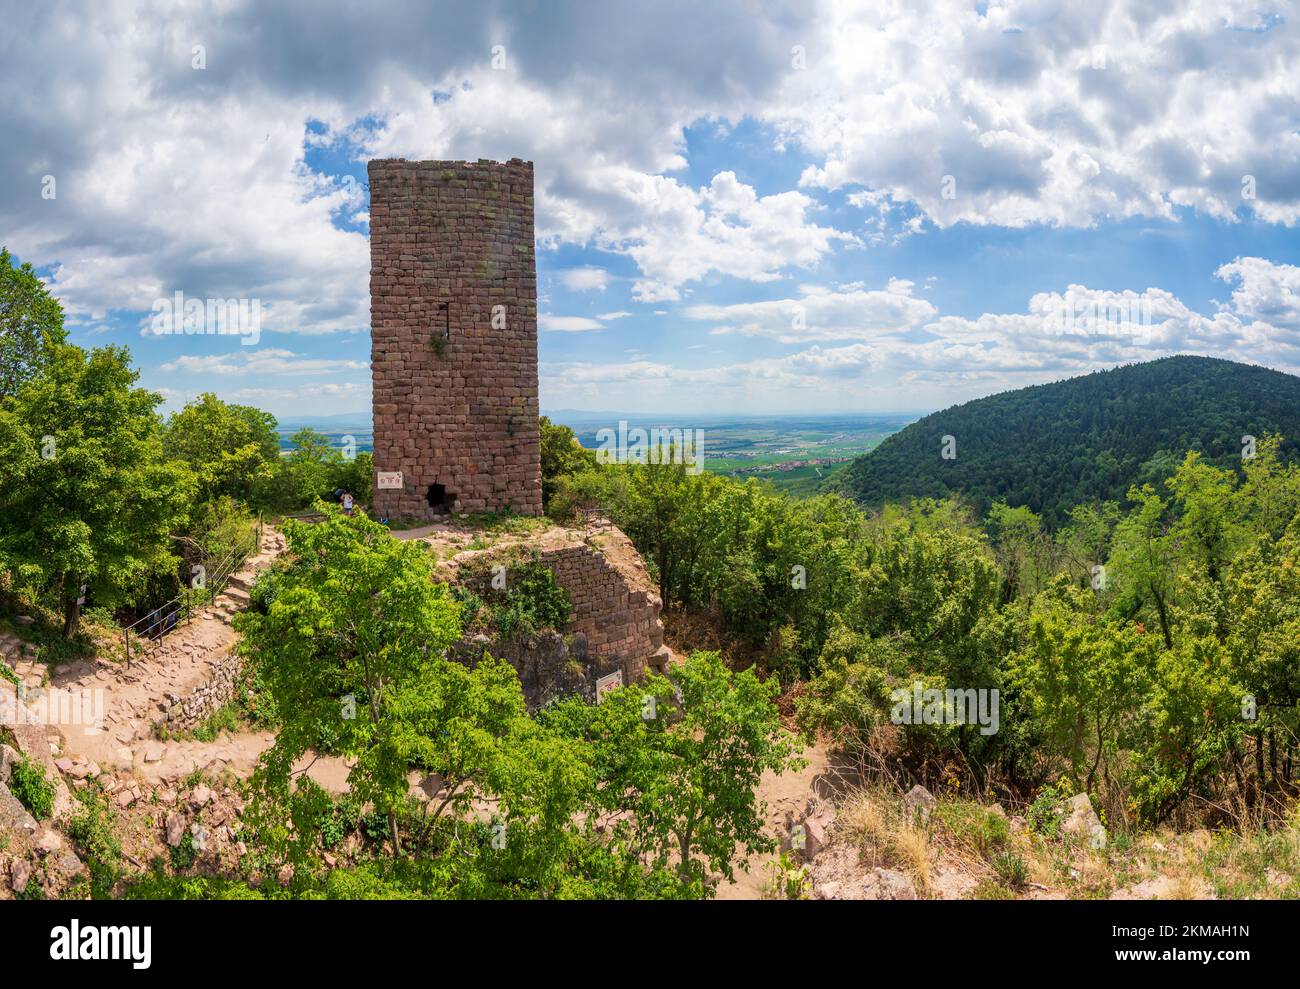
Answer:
[714,743,831,899]
[17,527,288,774]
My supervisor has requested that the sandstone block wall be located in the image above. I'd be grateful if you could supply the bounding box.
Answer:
[436,523,672,701]
[369,158,542,519]
[544,538,665,675]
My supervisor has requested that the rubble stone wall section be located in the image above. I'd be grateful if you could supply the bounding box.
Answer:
[157,652,242,735]
[543,541,664,678]
[438,524,670,691]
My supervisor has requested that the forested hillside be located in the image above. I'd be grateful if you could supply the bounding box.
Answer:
[834,357,1300,524]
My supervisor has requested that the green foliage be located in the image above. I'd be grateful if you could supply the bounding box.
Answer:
[0,246,67,401]
[190,703,240,742]
[973,879,1017,899]
[164,392,279,505]
[9,757,55,819]
[236,504,465,857]
[460,554,573,640]
[547,420,1300,830]
[764,850,809,900]
[66,788,123,898]
[992,850,1027,888]
[1027,782,1069,839]
[250,429,369,513]
[540,652,804,891]
[1010,583,1159,792]
[936,801,1010,857]
[557,457,869,677]
[331,450,374,506]
[170,829,198,871]
[124,870,275,901]
[0,342,195,636]
[540,415,597,513]
[318,795,362,851]
[836,356,1300,525]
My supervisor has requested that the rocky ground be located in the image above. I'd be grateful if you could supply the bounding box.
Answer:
[719,752,1300,900]
[0,528,296,897]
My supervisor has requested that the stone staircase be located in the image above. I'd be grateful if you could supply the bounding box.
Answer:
[37,525,286,772]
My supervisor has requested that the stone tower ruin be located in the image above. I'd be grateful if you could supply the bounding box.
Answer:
[369,158,542,519]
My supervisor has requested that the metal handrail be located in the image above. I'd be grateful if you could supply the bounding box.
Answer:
[123,514,263,667]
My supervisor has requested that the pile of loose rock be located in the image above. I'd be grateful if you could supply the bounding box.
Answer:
[0,740,87,898]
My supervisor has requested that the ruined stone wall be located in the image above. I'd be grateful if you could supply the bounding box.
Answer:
[543,532,667,675]
[369,158,542,519]
[436,523,673,707]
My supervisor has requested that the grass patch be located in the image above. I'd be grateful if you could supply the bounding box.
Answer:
[935,801,1010,859]
[836,786,933,891]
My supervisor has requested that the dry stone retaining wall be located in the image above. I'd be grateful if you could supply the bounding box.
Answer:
[158,650,242,735]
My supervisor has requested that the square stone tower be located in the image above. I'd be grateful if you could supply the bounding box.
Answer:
[369,158,542,519]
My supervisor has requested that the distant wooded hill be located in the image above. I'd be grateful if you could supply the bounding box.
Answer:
[831,356,1300,525]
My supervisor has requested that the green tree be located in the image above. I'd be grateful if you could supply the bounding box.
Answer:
[163,392,279,504]
[986,500,1045,602]
[330,450,374,506]
[1010,582,1157,793]
[0,344,194,636]
[1110,484,1177,649]
[1165,451,1242,584]
[0,247,67,400]
[539,416,596,512]
[542,651,802,893]
[236,506,463,855]
[1132,634,1244,823]
[254,427,340,511]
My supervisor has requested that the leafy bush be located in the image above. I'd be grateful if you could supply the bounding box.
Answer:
[67,788,123,898]
[170,829,197,871]
[9,757,55,819]
[540,416,597,513]
[320,798,362,851]
[1027,783,1068,839]
[460,554,572,641]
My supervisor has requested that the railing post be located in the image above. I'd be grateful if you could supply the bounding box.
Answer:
[124,626,131,669]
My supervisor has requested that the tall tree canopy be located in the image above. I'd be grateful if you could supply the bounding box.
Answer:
[0,247,67,400]
[0,343,194,636]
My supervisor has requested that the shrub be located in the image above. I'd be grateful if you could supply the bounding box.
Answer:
[1027,782,1069,839]
[320,798,362,851]
[993,850,1028,888]
[460,555,572,641]
[973,879,1017,900]
[10,757,55,819]
[67,788,123,898]
[170,829,197,871]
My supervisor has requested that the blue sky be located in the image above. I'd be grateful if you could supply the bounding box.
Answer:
[2,0,1299,420]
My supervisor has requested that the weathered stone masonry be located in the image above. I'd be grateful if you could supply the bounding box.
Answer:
[433,523,674,708]
[369,158,542,519]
